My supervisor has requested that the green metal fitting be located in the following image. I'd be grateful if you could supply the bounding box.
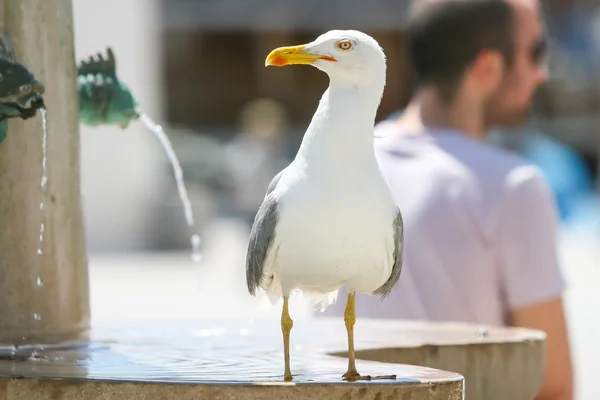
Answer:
[77,47,139,129]
[0,31,46,144]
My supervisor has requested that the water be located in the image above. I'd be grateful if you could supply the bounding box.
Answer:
[33,109,49,322]
[37,108,48,257]
[139,113,201,262]
[0,319,426,384]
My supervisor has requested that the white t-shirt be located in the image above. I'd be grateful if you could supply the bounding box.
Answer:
[319,121,566,326]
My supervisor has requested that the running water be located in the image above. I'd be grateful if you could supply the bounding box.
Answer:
[139,113,201,262]
[37,108,48,260]
[34,109,48,320]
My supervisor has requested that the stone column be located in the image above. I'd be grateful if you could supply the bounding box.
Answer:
[0,0,90,345]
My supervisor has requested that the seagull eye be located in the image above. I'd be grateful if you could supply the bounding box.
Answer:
[336,40,353,51]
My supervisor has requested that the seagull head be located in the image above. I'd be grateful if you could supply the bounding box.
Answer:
[265,30,386,87]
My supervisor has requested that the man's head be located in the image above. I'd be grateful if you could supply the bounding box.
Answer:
[406,0,548,127]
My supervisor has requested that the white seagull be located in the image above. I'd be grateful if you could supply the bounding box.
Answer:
[245,30,403,382]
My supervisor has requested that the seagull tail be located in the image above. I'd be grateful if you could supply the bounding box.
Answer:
[304,289,339,312]
[245,288,281,325]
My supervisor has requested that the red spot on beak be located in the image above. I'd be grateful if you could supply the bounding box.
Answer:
[273,58,287,67]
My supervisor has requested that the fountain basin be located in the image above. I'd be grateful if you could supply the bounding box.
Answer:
[0,318,464,399]
[0,314,547,399]
[49,250,542,400]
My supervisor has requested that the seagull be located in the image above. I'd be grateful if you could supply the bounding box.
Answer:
[245,30,403,382]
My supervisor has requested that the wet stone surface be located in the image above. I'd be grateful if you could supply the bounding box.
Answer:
[0,318,463,385]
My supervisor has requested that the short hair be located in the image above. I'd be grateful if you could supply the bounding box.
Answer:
[406,0,516,101]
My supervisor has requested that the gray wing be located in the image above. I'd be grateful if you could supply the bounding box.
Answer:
[374,206,404,298]
[245,170,284,295]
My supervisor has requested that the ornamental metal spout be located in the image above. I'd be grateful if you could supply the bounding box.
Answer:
[0,31,45,144]
[77,47,139,128]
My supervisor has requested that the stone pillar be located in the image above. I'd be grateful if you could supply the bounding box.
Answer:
[0,0,90,345]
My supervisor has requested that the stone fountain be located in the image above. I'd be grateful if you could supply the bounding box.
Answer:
[0,1,548,399]
[0,0,89,347]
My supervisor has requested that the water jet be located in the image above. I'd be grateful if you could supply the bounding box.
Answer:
[77,47,201,261]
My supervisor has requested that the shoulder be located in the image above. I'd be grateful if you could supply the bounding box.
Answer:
[374,121,540,176]
[448,134,534,178]
[456,139,555,215]
[373,121,553,199]
[499,163,555,221]
[503,163,551,197]
[435,131,550,195]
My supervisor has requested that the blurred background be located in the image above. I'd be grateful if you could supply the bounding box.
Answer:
[74,0,599,398]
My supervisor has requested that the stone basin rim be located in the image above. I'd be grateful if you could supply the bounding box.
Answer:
[348,317,547,340]
[325,335,546,357]
[2,373,464,387]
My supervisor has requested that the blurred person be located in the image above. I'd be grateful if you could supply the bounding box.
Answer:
[225,98,292,226]
[320,0,573,398]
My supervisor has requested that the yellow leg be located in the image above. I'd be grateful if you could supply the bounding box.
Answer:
[342,292,360,380]
[342,292,397,382]
[281,296,294,382]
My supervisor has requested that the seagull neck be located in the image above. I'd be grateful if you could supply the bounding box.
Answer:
[297,83,383,169]
[327,81,383,117]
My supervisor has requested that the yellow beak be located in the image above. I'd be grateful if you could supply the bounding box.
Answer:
[265,44,337,67]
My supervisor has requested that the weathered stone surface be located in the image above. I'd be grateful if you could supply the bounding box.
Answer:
[0,0,90,345]
[329,318,546,400]
[0,379,464,400]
